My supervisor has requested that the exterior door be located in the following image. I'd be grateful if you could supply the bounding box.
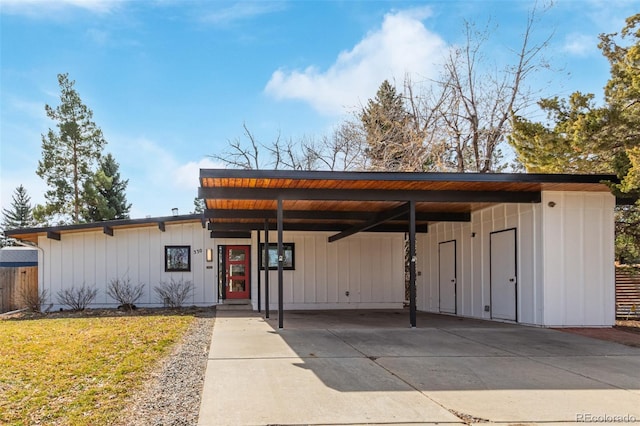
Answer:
[439,240,456,314]
[491,229,517,321]
[225,246,250,299]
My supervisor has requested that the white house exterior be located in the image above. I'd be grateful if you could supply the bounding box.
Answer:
[417,191,615,327]
[7,170,618,327]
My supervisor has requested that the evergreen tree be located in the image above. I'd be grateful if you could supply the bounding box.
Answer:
[360,80,424,171]
[82,153,131,222]
[36,73,107,224]
[508,13,640,263]
[1,185,35,230]
[192,197,205,214]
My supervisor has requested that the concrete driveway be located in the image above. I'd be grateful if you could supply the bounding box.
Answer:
[198,310,640,426]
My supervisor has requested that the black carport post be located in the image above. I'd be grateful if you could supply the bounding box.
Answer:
[277,198,284,329]
[264,220,270,319]
[257,229,261,313]
[409,199,417,328]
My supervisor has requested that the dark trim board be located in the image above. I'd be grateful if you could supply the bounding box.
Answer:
[200,168,616,184]
[205,209,471,222]
[199,187,542,203]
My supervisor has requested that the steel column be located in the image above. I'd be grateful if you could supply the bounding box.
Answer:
[409,200,417,328]
[264,220,269,319]
[277,199,284,329]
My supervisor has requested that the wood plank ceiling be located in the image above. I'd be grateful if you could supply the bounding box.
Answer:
[199,169,615,236]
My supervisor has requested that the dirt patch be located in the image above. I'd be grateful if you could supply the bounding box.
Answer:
[0,306,215,321]
[557,320,640,347]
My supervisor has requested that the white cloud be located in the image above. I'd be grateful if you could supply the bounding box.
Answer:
[562,33,597,56]
[200,1,286,25]
[264,7,447,116]
[107,135,224,218]
[173,158,224,191]
[0,0,126,17]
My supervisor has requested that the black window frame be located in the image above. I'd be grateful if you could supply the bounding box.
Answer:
[258,242,295,270]
[165,245,191,272]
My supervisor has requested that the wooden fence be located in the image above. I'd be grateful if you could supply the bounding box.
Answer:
[0,266,38,313]
[616,267,640,320]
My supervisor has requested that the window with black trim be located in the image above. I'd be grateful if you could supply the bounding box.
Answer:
[259,243,295,270]
[165,245,191,272]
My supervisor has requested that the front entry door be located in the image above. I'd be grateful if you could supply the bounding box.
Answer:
[439,240,457,314]
[490,229,517,321]
[225,246,250,299]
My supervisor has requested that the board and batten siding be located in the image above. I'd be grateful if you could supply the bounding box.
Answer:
[541,191,615,326]
[418,191,615,327]
[249,231,405,310]
[417,203,544,325]
[37,222,215,310]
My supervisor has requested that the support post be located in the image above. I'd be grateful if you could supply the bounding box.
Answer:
[409,200,417,328]
[257,229,261,313]
[277,198,284,329]
[264,220,270,319]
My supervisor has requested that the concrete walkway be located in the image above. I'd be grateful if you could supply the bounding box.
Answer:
[198,310,640,426]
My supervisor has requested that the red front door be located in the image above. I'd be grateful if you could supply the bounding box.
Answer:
[225,246,250,299]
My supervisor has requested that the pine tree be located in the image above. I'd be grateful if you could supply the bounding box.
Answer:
[82,153,131,222]
[192,197,205,214]
[361,80,416,171]
[1,185,35,230]
[36,73,107,224]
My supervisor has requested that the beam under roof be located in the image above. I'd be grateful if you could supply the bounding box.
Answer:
[207,221,429,233]
[198,187,542,203]
[204,209,471,222]
[328,203,410,243]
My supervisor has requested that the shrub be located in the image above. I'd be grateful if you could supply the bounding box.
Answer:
[106,278,145,310]
[56,284,98,311]
[19,286,48,312]
[154,278,194,308]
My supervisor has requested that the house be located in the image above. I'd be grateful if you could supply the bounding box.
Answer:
[5,169,618,327]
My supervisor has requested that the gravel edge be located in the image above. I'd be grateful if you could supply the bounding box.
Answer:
[119,312,215,426]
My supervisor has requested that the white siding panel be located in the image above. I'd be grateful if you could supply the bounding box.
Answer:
[424,202,548,325]
[541,191,615,326]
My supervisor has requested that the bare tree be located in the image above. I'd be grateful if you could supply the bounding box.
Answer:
[406,7,552,172]
[210,122,366,171]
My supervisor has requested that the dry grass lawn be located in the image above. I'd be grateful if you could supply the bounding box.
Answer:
[0,313,195,426]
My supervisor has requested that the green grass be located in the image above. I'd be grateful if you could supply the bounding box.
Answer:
[0,314,195,425]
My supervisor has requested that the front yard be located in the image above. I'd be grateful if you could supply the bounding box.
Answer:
[0,312,195,426]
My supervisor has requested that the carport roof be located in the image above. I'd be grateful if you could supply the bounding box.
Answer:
[199,169,616,239]
[3,170,618,244]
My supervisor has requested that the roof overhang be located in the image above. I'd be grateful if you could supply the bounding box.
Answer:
[199,169,617,241]
[4,214,204,244]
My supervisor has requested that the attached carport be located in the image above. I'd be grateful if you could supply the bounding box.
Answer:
[199,169,617,328]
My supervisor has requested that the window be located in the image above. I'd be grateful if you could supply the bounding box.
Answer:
[165,245,191,272]
[259,242,295,270]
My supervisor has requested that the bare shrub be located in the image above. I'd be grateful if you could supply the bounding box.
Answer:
[154,278,194,308]
[107,277,145,310]
[20,286,48,312]
[56,284,98,311]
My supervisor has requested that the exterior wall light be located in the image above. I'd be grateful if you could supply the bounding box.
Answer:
[206,248,213,262]
[548,201,556,208]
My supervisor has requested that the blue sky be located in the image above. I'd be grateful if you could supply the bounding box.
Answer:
[1,0,636,219]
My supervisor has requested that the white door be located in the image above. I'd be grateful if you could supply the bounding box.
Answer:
[491,229,517,321]
[439,240,456,314]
